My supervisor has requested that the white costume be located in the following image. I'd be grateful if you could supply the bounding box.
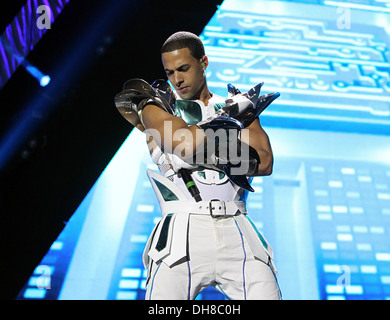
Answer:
[142,93,281,300]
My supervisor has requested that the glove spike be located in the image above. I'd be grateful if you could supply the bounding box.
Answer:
[226,82,280,127]
[246,82,264,106]
[227,83,241,97]
[228,173,254,192]
[114,78,174,131]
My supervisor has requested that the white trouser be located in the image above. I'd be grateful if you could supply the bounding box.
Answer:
[145,214,281,300]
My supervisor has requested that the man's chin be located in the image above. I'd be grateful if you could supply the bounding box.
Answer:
[176,91,194,101]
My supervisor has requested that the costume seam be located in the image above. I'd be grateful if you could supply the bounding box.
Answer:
[187,260,191,300]
[148,262,161,300]
[268,259,283,300]
[234,218,247,300]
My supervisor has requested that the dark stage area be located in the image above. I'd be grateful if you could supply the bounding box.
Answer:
[0,0,222,299]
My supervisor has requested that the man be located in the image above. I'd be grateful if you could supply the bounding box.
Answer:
[115,31,281,300]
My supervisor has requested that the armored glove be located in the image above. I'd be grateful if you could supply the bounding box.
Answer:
[195,116,258,192]
[225,82,280,127]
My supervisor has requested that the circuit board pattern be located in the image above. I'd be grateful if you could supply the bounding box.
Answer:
[273,0,390,13]
[200,7,390,133]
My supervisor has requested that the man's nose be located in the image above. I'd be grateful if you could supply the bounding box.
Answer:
[174,73,183,86]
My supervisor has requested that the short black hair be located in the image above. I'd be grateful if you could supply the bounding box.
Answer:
[161,31,205,60]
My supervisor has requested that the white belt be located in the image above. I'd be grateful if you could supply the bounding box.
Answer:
[160,200,247,217]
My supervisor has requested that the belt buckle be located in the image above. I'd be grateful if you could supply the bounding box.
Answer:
[209,199,226,217]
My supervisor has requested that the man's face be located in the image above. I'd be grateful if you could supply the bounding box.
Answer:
[162,48,206,100]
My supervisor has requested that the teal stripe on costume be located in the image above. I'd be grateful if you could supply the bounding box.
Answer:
[152,178,179,201]
[244,215,269,250]
[213,102,226,112]
[156,213,173,252]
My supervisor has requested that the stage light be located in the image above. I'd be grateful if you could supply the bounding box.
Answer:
[39,75,51,87]
[0,0,70,89]
[24,63,51,87]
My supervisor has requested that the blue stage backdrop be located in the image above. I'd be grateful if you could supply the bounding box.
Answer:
[17,0,390,300]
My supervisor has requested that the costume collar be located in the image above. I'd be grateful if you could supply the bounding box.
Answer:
[173,92,225,125]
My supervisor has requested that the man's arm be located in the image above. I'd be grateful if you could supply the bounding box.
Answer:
[241,118,273,176]
[142,103,206,159]
[143,102,273,177]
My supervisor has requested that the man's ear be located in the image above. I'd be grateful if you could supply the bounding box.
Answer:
[201,56,208,70]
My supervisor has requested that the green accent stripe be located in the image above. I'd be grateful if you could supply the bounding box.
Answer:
[185,181,195,188]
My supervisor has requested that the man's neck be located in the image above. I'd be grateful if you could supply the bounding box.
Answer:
[197,85,212,106]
